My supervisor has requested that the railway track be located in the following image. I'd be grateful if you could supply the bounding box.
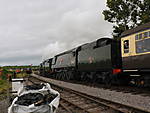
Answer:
[34,72,150,99]
[28,75,149,113]
[34,71,150,97]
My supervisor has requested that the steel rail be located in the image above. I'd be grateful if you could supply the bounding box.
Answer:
[59,102,73,113]
[30,74,150,113]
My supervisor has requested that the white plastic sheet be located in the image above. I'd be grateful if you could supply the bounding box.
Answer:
[11,78,24,95]
[8,83,60,113]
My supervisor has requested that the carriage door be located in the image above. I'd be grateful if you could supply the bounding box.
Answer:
[121,36,133,69]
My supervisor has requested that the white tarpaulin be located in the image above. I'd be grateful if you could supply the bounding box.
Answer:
[8,83,60,113]
[11,78,24,95]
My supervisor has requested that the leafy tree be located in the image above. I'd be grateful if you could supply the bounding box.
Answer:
[139,0,150,24]
[103,0,141,39]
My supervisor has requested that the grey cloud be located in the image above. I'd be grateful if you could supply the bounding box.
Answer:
[0,0,112,65]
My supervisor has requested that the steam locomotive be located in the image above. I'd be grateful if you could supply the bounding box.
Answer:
[40,22,150,86]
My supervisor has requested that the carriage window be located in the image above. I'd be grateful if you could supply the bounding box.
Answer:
[135,35,138,40]
[144,32,148,38]
[139,33,142,40]
[124,40,129,53]
[136,38,150,53]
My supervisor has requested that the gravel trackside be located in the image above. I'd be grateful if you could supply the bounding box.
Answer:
[0,99,8,113]
[32,74,150,112]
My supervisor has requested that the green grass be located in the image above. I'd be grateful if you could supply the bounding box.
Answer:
[16,72,28,78]
[0,80,9,92]
[0,69,28,100]
[0,79,10,100]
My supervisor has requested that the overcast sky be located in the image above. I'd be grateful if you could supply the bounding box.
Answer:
[0,0,113,66]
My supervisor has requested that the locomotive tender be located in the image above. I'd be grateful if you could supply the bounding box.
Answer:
[40,22,150,86]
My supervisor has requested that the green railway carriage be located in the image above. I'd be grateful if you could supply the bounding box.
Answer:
[121,22,150,86]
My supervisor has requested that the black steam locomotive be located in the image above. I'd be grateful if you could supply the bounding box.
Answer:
[40,22,150,86]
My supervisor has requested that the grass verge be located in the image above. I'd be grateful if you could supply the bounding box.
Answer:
[0,79,10,100]
[16,72,28,78]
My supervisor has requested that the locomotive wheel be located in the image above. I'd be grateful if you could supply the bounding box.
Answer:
[74,71,81,81]
[57,73,60,80]
[86,72,92,82]
[80,72,86,81]
[104,75,112,86]
[59,72,61,80]
[62,71,67,80]
[60,71,71,81]
[60,72,64,80]
[92,73,98,83]
[111,74,130,85]
[65,71,70,80]
[67,71,74,80]
[55,73,58,79]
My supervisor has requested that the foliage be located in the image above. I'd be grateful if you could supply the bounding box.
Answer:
[0,79,10,100]
[139,0,150,24]
[0,66,32,100]
[16,72,28,78]
[0,69,8,80]
[103,0,142,39]
[0,79,9,92]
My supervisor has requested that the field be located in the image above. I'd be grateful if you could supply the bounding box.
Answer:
[0,65,38,100]
[0,66,33,100]
[0,79,10,100]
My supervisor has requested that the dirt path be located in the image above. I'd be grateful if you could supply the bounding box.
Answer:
[0,99,9,113]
